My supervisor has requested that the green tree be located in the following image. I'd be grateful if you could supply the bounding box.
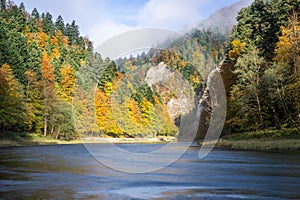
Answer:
[31,7,39,19]
[231,44,266,130]
[272,14,300,129]
[0,0,6,10]
[55,15,65,34]
[24,70,44,133]
[42,12,55,36]
[275,13,300,75]
[232,0,300,61]
[65,20,79,45]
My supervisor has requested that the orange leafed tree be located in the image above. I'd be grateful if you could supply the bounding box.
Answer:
[94,88,111,132]
[41,52,56,136]
[41,52,55,83]
[35,30,49,51]
[56,30,69,47]
[140,97,152,125]
[60,64,75,102]
[94,88,122,135]
[128,98,142,125]
[0,64,26,130]
[50,47,60,60]
[275,14,300,75]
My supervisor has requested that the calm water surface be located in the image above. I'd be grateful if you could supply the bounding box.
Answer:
[1,144,300,199]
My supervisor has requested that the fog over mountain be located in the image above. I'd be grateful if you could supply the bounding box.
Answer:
[184,0,254,34]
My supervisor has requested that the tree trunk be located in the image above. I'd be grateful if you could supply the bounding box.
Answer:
[56,126,60,139]
[255,75,264,129]
[272,106,281,129]
[51,124,54,136]
[44,116,47,136]
[256,92,264,129]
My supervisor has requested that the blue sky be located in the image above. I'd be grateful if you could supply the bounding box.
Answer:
[14,0,240,47]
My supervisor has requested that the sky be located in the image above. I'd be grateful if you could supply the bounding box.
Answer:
[13,0,240,47]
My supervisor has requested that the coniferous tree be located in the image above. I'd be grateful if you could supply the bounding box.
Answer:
[55,15,65,34]
[31,7,39,19]
[42,12,55,36]
[0,0,6,10]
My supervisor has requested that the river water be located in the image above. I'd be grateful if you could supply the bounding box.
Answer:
[0,144,300,199]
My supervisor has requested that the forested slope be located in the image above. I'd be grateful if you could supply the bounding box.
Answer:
[0,1,178,139]
[2,0,298,143]
[223,0,300,133]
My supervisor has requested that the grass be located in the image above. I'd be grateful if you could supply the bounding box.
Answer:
[0,132,175,148]
[0,132,82,147]
[217,138,300,151]
[216,128,300,151]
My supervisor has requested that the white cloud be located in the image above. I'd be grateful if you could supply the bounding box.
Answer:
[136,0,209,30]
[90,0,212,49]
[88,20,133,48]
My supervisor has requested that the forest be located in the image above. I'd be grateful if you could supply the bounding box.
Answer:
[0,1,180,139]
[0,0,299,142]
[225,0,300,133]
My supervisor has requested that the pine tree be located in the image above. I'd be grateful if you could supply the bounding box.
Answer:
[55,15,65,34]
[31,7,39,19]
[65,20,79,45]
[0,0,6,10]
[42,12,55,36]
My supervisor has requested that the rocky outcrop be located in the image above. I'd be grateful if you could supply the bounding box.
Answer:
[145,60,228,142]
[145,62,172,87]
[145,62,194,122]
[167,95,192,121]
[195,58,231,140]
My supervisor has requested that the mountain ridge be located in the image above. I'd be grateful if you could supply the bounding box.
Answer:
[182,0,254,34]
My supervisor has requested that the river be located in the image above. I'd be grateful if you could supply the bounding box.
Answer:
[1,144,300,199]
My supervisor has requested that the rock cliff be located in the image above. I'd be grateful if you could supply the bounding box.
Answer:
[145,62,194,122]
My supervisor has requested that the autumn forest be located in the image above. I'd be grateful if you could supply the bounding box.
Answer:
[0,0,299,142]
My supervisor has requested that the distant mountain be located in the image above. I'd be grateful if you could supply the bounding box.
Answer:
[196,0,254,34]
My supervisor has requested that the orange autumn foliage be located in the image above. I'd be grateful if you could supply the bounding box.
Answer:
[60,65,75,102]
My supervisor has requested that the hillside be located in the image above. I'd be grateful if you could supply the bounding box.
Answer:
[217,0,300,134]
[1,0,299,144]
[0,2,177,139]
[196,0,254,33]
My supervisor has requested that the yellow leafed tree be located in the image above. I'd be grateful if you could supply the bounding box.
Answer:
[0,64,26,131]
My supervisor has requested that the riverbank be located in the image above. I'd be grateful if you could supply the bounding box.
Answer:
[0,132,176,148]
[216,139,300,151]
[216,128,300,151]
[1,129,299,151]
[0,133,82,147]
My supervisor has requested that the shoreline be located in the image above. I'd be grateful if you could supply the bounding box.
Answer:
[0,136,176,148]
[215,138,300,152]
[1,136,300,152]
